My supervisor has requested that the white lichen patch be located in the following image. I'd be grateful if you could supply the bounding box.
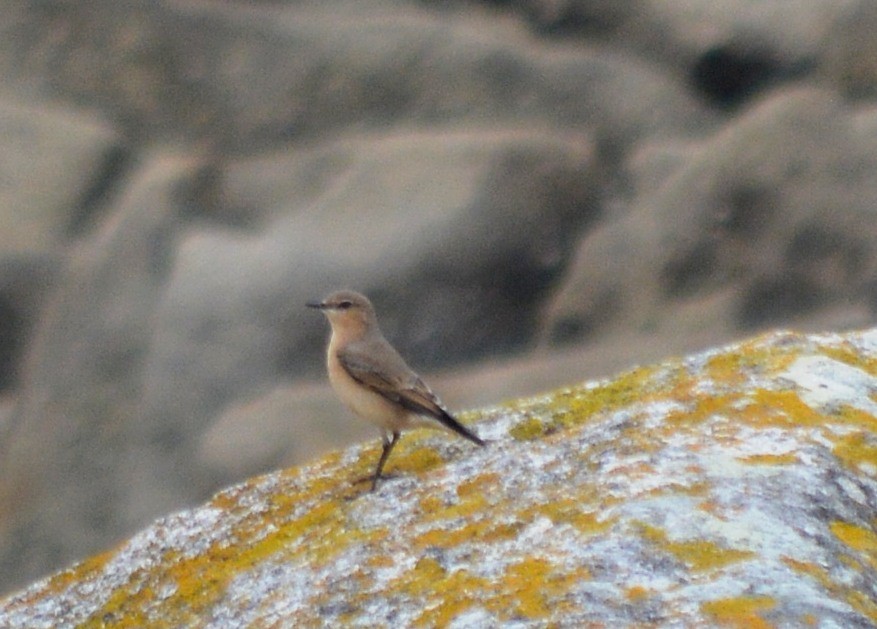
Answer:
[784,355,877,416]
[2,329,877,627]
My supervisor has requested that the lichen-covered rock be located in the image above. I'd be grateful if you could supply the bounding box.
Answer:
[2,328,877,626]
[5,0,877,597]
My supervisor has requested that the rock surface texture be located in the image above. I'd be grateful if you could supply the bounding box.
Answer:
[1,328,876,627]
[2,0,877,594]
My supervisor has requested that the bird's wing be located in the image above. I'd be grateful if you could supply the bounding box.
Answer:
[338,342,485,446]
[337,345,445,418]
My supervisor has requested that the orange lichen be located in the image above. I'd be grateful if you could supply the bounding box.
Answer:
[625,585,650,601]
[664,393,739,427]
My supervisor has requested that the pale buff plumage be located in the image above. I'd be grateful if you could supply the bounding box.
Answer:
[308,290,484,490]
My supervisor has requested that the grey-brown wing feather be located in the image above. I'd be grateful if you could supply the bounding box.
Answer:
[337,342,485,446]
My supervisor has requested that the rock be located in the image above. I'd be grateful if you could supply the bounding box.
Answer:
[819,2,877,99]
[196,381,372,482]
[542,87,877,347]
[516,0,852,106]
[0,1,712,148]
[0,151,207,595]
[0,98,123,254]
[1,0,877,611]
[0,99,121,393]
[0,254,58,393]
[1,327,876,626]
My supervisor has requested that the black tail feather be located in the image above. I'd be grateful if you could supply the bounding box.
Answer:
[438,409,486,447]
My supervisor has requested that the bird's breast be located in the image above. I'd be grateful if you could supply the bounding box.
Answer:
[327,344,406,430]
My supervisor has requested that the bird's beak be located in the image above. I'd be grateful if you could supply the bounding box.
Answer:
[306,300,326,310]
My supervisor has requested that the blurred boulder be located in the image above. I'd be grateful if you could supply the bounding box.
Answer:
[541,87,877,346]
[0,151,204,594]
[819,2,877,99]
[196,381,371,482]
[515,0,846,107]
[0,0,713,149]
[0,98,123,253]
[0,255,57,394]
[0,99,122,395]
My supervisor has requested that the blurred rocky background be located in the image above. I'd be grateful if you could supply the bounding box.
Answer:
[0,0,876,594]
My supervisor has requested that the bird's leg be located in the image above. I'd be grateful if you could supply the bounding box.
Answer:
[371,431,400,491]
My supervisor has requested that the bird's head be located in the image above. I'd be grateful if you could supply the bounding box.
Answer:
[307,289,378,333]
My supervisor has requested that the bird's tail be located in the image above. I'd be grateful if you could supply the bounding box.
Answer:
[438,410,486,447]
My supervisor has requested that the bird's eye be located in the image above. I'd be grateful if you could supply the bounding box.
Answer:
[338,300,353,309]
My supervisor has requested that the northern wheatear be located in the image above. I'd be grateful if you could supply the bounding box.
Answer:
[308,289,485,490]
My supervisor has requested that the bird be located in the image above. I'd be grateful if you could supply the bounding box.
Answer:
[308,289,485,490]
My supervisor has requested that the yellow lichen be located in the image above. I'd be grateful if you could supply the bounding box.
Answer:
[832,432,877,474]
[414,518,519,549]
[705,351,756,386]
[704,336,798,387]
[87,480,368,626]
[744,389,826,428]
[701,596,776,628]
[93,581,155,629]
[418,493,445,515]
[386,444,446,476]
[524,365,660,438]
[830,520,877,571]
[783,555,877,624]
[486,557,580,620]
[509,416,548,441]
[457,473,500,498]
[819,343,877,377]
[24,549,113,606]
[737,453,798,466]
[519,499,613,536]
[830,405,877,432]
[389,557,486,627]
[500,557,554,618]
[12,330,877,627]
[638,523,755,571]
